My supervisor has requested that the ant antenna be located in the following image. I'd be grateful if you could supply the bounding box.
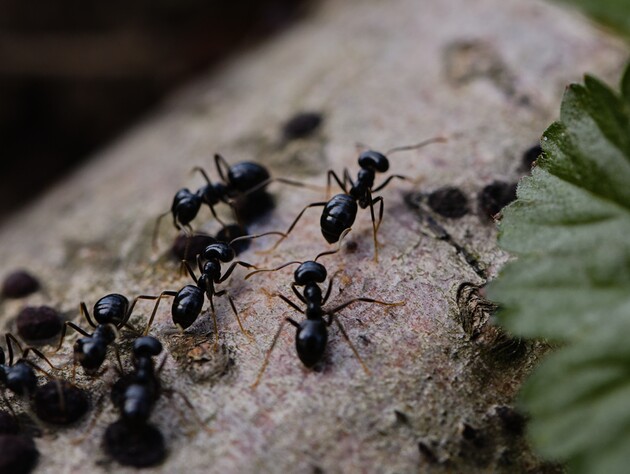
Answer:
[386,136,447,155]
[244,261,302,280]
[314,228,352,262]
[228,230,286,247]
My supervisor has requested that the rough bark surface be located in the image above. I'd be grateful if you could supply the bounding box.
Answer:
[0,0,626,472]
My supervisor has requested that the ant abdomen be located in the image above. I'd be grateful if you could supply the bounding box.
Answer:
[296,319,328,367]
[320,194,358,244]
[93,294,129,326]
[172,285,204,329]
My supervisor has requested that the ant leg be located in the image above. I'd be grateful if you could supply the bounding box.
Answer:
[372,174,408,193]
[80,302,98,329]
[327,297,405,315]
[251,318,292,389]
[262,202,328,253]
[112,344,124,374]
[55,322,91,353]
[326,170,348,197]
[208,296,220,351]
[291,283,307,304]
[6,334,59,371]
[182,260,199,284]
[162,388,213,435]
[1,392,18,419]
[238,177,323,200]
[214,290,253,341]
[328,315,371,376]
[143,291,178,336]
[367,194,384,262]
[385,136,447,155]
[152,210,171,252]
[213,154,231,184]
[276,294,304,314]
[314,227,352,262]
[343,168,355,188]
[217,261,257,283]
[321,270,343,305]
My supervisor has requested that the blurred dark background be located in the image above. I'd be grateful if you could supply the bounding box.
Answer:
[0,0,312,222]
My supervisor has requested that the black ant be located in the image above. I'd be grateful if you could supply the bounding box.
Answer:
[145,232,283,348]
[153,153,320,249]
[268,137,446,261]
[55,293,173,376]
[105,336,210,467]
[246,230,404,387]
[1,334,88,426]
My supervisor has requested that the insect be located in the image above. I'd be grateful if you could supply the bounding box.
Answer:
[246,230,404,386]
[147,232,281,348]
[153,153,320,249]
[0,334,88,425]
[267,137,446,261]
[55,293,173,376]
[105,336,210,467]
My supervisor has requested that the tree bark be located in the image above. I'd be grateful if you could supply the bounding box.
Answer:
[0,0,626,472]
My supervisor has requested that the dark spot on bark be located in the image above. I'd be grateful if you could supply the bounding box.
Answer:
[33,381,89,425]
[215,224,250,255]
[427,187,469,218]
[394,410,409,424]
[521,144,542,170]
[418,440,438,464]
[461,423,480,443]
[16,306,62,342]
[0,435,39,474]
[0,411,19,435]
[282,112,323,140]
[171,233,216,262]
[104,420,166,467]
[494,405,526,436]
[345,240,358,253]
[2,270,40,299]
[477,181,517,220]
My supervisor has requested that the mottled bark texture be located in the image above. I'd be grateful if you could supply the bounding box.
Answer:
[0,0,625,472]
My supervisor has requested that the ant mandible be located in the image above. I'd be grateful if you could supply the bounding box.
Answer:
[144,231,283,348]
[246,230,405,387]
[268,137,446,261]
[153,153,320,249]
[55,293,173,377]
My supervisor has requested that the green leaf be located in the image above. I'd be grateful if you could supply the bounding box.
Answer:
[553,0,630,38]
[487,62,630,472]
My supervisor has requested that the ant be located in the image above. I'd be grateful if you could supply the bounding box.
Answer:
[55,293,173,377]
[105,336,211,467]
[145,231,283,349]
[268,137,446,261]
[153,153,321,249]
[246,230,405,387]
[1,334,88,426]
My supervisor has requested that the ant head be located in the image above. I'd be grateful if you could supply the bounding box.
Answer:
[294,261,327,286]
[358,150,389,173]
[203,242,234,263]
[172,188,202,225]
[133,336,162,358]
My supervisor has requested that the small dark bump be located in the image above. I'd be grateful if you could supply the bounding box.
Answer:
[171,233,216,262]
[427,187,469,218]
[345,240,358,253]
[0,434,39,474]
[461,423,478,441]
[418,440,438,464]
[215,224,250,255]
[104,420,166,467]
[33,381,89,425]
[282,111,323,140]
[478,181,517,219]
[2,271,40,299]
[394,410,409,424]
[16,306,63,342]
[522,144,542,170]
[0,411,19,435]
[494,405,526,436]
